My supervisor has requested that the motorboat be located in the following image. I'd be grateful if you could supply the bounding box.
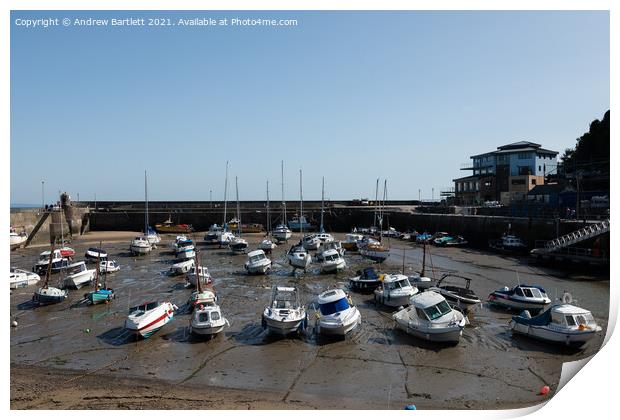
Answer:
[416,232,433,243]
[204,224,223,244]
[488,284,551,313]
[510,300,602,347]
[302,234,321,251]
[63,261,97,289]
[316,233,334,245]
[125,301,177,339]
[170,258,195,275]
[356,235,379,250]
[272,224,292,242]
[262,285,307,335]
[315,289,361,336]
[393,291,467,343]
[244,249,272,275]
[10,230,28,250]
[316,240,345,260]
[408,273,435,291]
[155,217,193,234]
[186,265,212,287]
[429,274,481,313]
[258,237,277,253]
[188,288,217,307]
[343,233,363,251]
[10,268,40,289]
[489,234,528,254]
[99,260,120,274]
[320,248,346,274]
[85,286,115,305]
[33,285,68,305]
[288,215,312,231]
[229,236,249,254]
[146,227,161,246]
[359,242,390,263]
[171,235,189,252]
[130,236,152,255]
[85,247,107,262]
[348,267,382,292]
[382,227,401,238]
[218,231,235,247]
[287,242,311,271]
[174,239,195,259]
[58,246,76,259]
[33,250,70,274]
[189,302,228,336]
[374,274,418,307]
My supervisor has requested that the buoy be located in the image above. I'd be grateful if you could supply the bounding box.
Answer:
[405,404,417,410]
[84,328,91,333]
[11,320,18,327]
[539,385,550,395]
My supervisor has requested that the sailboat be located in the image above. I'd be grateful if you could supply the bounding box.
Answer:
[33,244,68,305]
[130,171,153,255]
[360,179,390,263]
[409,241,435,290]
[272,160,292,243]
[229,176,248,254]
[259,180,277,253]
[188,248,217,307]
[57,207,75,258]
[218,161,235,247]
[144,175,160,245]
[287,169,311,272]
[85,247,115,305]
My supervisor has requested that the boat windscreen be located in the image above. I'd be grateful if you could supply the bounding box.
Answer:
[320,297,350,315]
[424,300,452,320]
[362,268,378,279]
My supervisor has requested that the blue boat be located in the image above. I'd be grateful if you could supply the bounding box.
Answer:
[288,216,313,231]
[85,288,115,305]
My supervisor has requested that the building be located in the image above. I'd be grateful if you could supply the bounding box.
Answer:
[454,141,558,205]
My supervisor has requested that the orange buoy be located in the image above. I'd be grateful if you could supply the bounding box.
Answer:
[540,385,550,395]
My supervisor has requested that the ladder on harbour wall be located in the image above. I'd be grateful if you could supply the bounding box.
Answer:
[542,219,609,253]
[24,211,50,247]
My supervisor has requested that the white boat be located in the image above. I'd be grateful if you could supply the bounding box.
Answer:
[320,248,346,274]
[408,273,435,291]
[229,236,249,254]
[85,247,107,261]
[393,291,468,343]
[63,261,97,289]
[302,234,322,251]
[204,225,222,244]
[315,289,361,336]
[244,249,272,275]
[175,246,196,260]
[170,258,195,275]
[488,284,551,313]
[10,268,40,289]
[489,234,528,254]
[171,235,189,252]
[32,250,70,274]
[130,236,152,255]
[287,242,311,271]
[258,238,277,253]
[374,274,418,307]
[218,231,235,247]
[429,274,481,313]
[188,288,217,307]
[262,286,307,335]
[99,260,120,274]
[316,240,344,259]
[510,301,602,347]
[359,242,390,263]
[343,233,363,251]
[125,301,177,339]
[186,265,212,287]
[146,227,161,246]
[272,224,292,243]
[10,230,28,250]
[190,302,228,336]
[33,247,68,305]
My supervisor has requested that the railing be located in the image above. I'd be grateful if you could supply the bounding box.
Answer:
[543,219,609,252]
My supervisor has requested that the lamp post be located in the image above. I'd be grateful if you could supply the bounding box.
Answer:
[41,180,45,211]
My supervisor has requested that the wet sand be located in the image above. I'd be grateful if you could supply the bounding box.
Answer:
[10,231,609,409]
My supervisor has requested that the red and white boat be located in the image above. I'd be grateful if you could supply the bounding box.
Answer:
[125,301,177,338]
[59,246,76,259]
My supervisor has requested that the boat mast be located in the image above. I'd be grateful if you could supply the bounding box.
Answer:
[144,170,148,235]
[421,241,426,277]
[266,180,270,234]
[299,169,304,236]
[223,161,229,229]
[195,240,203,294]
[235,176,241,236]
[373,178,379,228]
[281,160,287,225]
[320,177,325,233]
[383,179,389,246]
[43,243,55,288]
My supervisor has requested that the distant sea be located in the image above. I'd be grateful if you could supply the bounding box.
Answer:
[10,204,40,211]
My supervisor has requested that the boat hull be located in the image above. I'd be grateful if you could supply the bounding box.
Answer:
[510,321,600,347]
[320,260,346,274]
[374,292,413,307]
[394,319,464,343]
[245,262,271,275]
[263,315,306,335]
[316,308,361,336]
[86,289,115,304]
[34,287,67,305]
[488,293,548,313]
[348,278,382,292]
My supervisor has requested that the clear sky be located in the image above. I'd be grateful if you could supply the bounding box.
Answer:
[10,10,609,204]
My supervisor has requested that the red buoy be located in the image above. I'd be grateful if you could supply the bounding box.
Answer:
[540,385,550,395]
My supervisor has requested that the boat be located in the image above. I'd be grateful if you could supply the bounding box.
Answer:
[187,251,217,307]
[175,239,196,259]
[302,234,321,251]
[510,297,602,347]
[227,220,264,233]
[85,247,107,261]
[288,215,313,231]
[316,240,344,259]
[33,246,68,305]
[441,236,468,247]
[315,289,361,336]
[129,236,152,255]
[287,241,311,272]
[374,274,418,307]
[125,301,177,338]
[58,246,76,259]
[244,249,272,275]
[218,231,235,247]
[189,301,228,336]
[171,235,189,252]
[488,234,528,254]
[319,248,346,274]
[155,217,193,234]
[392,291,468,343]
[62,261,97,289]
[10,229,28,250]
[359,242,390,263]
[99,260,120,273]
[146,226,161,246]
[343,233,363,251]
[348,267,382,292]
[488,284,551,313]
[85,255,115,305]
[429,274,481,313]
[204,224,222,244]
[229,176,249,254]
[416,232,433,243]
[272,161,293,243]
[10,268,40,289]
[170,258,195,275]
[32,249,70,275]
[262,285,307,335]
[186,265,212,287]
[258,237,277,253]
[408,273,435,291]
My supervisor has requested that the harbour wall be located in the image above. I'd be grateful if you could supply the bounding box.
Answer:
[10,207,89,245]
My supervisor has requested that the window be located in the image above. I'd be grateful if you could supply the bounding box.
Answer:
[198,312,210,322]
[565,315,576,326]
[523,289,534,298]
[531,179,537,185]
[484,181,491,187]
[416,307,428,320]
[518,152,530,159]
[211,311,221,321]
[424,300,452,320]
[515,288,524,297]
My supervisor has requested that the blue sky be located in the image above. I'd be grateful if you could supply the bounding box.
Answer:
[10,11,609,204]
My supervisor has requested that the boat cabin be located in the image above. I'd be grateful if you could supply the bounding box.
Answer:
[271,286,299,309]
[550,305,596,329]
[322,249,341,262]
[410,292,453,321]
[128,301,160,316]
[66,261,88,275]
[382,274,413,291]
[318,289,351,316]
[194,306,222,323]
[248,250,268,264]
[512,285,548,300]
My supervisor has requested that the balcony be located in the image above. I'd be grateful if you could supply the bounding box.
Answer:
[461,162,494,171]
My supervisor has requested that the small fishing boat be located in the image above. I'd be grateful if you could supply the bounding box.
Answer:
[315,289,361,336]
[272,224,292,243]
[170,258,195,275]
[175,239,196,259]
[229,236,249,254]
[392,291,468,343]
[186,265,212,287]
[343,233,363,251]
[489,234,528,254]
[155,217,193,234]
[288,215,313,232]
[10,230,28,250]
[10,268,40,289]
[125,301,177,339]
[129,236,152,255]
[488,284,551,313]
[287,242,311,272]
[217,231,235,247]
[415,232,433,243]
[32,250,70,275]
[204,224,222,244]
[244,249,272,275]
[188,287,217,307]
[99,260,120,273]
[85,247,107,262]
[258,237,277,253]
[146,227,161,246]
[510,298,602,347]
[189,302,228,336]
[171,235,188,252]
[374,274,418,307]
[85,256,115,305]
[262,285,307,335]
[348,267,382,292]
[429,274,481,313]
[33,247,68,305]
[319,248,346,274]
[408,273,435,291]
[316,240,344,259]
[63,261,97,289]
[302,234,321,251]
[58,246,76,259]
[359,242,390,263]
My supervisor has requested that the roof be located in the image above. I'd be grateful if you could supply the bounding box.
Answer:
[452,175,480,182]
[275,286,296,292]
[551,304,591,315]
[497,141,542,150]
[382,274,408,283]
[247,249,266,257]
[409,291,445,308]
[470,142,559,158]
[318,288,347,304]
[527,183,567,196]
